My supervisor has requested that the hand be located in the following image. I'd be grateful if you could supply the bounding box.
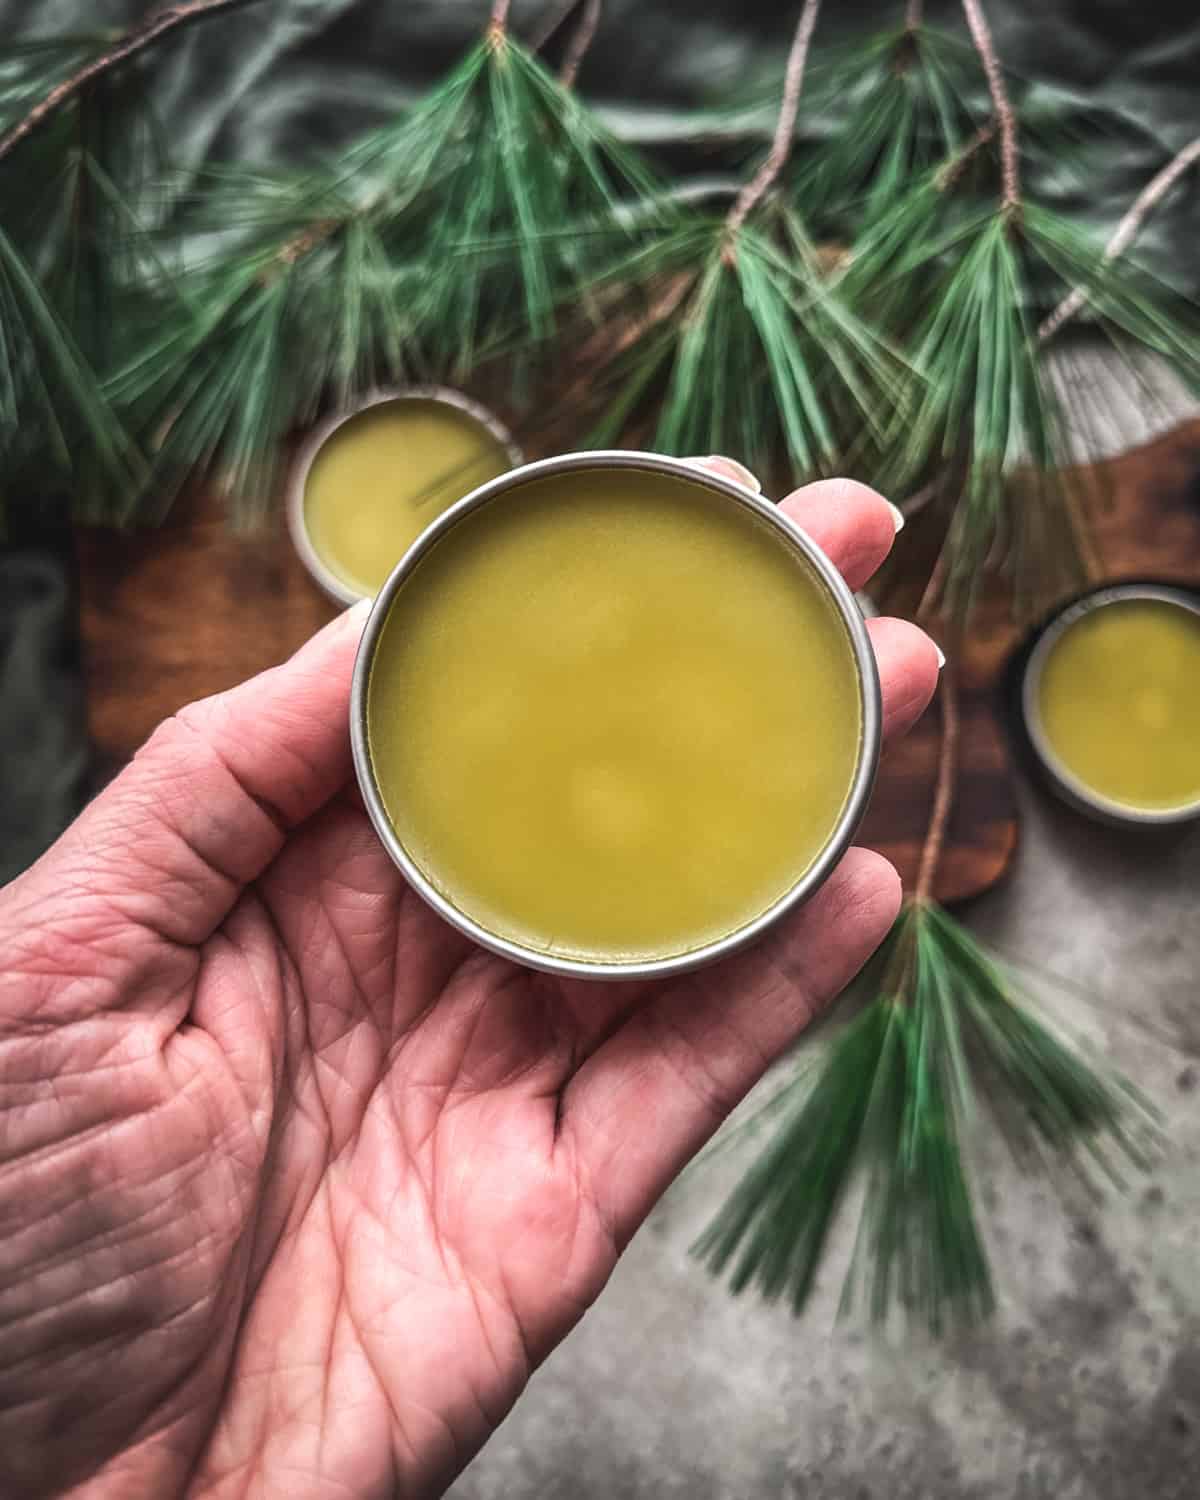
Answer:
[0,471,938,1500]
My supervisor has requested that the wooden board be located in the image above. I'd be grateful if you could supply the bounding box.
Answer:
[75,418,1200,905]
[79,485,340,786]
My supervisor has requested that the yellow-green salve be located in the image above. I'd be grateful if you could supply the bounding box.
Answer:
[1037,596,1200,812]
[366,467,863,963]
[304,397,513,596]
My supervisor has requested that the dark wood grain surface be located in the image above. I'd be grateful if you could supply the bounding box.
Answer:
[76,419,1200,905]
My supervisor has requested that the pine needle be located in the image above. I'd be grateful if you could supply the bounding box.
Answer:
[694,901,1156,1335]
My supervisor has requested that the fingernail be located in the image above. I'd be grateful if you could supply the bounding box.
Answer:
[709,456,762,493]
[886,500,906,533]
[346,597,373,628]
[682,454,763,493]
[935,643,946,670]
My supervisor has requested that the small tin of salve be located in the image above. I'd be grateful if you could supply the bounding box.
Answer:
[287,385,523,607]
[1021,582,1200,828]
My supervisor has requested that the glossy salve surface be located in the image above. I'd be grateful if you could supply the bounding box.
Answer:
[363,462,866,967]
[1034,592,1200,815]
[303,396,513,597]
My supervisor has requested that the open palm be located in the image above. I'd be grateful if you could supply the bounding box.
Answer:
[0,476,937,1500]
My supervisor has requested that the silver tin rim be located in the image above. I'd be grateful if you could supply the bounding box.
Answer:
[350,450,883,980]
[1022,582,1200,828]
[286,385,524,609]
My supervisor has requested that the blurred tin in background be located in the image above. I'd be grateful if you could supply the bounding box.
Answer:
[288,386,522,606]
[1021,582,1200,827]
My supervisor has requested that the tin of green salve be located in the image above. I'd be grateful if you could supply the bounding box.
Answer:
[351,451,882,979]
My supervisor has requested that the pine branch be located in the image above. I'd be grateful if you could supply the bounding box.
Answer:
[1039,135,1200,340]
[901,132,1200,522]
[724,0,822,243]
[585,212,909,479]
[560,0,602,89]
[960,0,1019,212]
[581,0,907,486]
[0,0,255,166]
[112,26,668,518]
[694,624,1153,1329]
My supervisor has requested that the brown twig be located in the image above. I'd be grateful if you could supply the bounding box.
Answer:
[960,0,1019,214]
[530,0,581,52]
[914,659,959,906]
[1038,134,1200,342]
[905,0,925,28]
[560,0,602,89]
[934,118,997,192]
[274,218,339,268]
[723,0,822,247]
[489,0,514,39]
[0,0,253,166]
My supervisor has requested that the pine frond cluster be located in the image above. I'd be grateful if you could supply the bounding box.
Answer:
[105,29,668,520]
[694,902,1155,1333]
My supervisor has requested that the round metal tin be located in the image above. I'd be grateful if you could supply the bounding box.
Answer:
[1022,581,1200,828]
[287,385,523,608]
[351,450,883,980]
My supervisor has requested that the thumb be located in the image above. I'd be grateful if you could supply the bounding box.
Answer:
[10,600,371,949]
